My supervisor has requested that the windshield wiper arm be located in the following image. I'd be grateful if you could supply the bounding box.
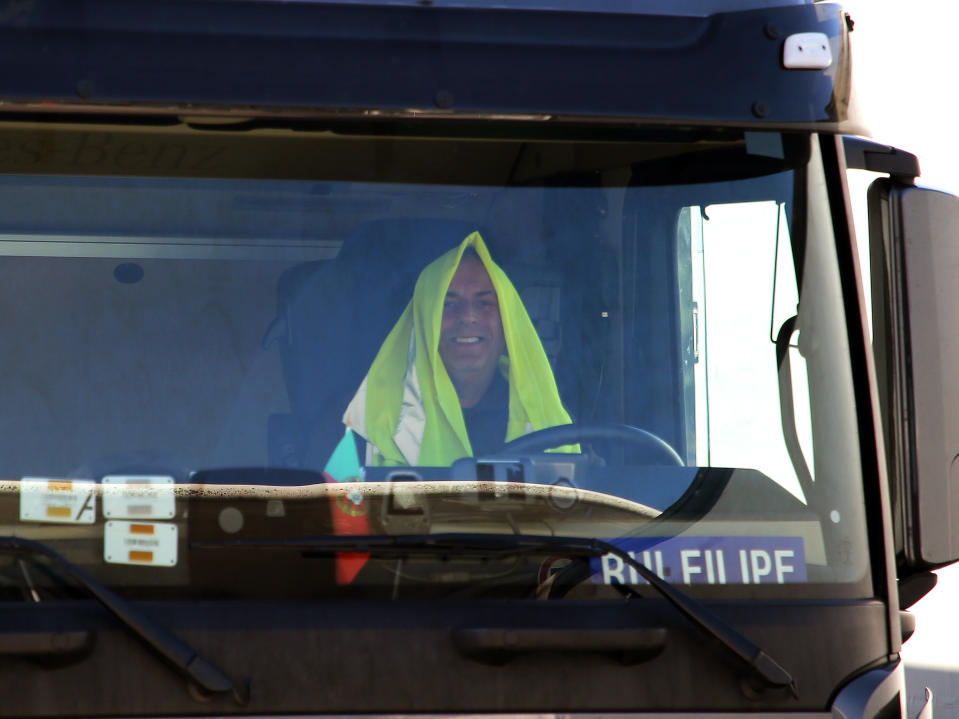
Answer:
[0,536,245,704]
[194,532,797,697]
[595,537,798,699]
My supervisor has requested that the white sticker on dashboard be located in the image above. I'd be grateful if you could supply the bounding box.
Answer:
[102,475,176,519]
[19,478,97,524]
[104,521,178,567]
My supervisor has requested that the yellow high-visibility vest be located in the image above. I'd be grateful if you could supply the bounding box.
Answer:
[344,231,574,466]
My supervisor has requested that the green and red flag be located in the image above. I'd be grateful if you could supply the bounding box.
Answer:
[323,428,370,584]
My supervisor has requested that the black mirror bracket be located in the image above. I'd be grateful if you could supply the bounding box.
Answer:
[843,136,920,182]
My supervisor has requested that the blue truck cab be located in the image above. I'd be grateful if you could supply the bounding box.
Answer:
[0,2,957,717]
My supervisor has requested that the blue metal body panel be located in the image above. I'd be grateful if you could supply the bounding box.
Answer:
[0,0,858,131]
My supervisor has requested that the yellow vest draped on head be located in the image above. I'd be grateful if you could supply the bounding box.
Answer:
[343,231,573,466]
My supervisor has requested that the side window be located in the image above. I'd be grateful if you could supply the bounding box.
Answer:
[683,201,811,500]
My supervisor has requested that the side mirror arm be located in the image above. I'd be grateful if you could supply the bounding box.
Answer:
[843,136,920,181]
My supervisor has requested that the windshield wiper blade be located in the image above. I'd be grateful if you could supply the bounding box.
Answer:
[194,532,607,557]
[0,536,245,704]
[194,532,797,697]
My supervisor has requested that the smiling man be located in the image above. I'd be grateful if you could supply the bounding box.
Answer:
[343,231,573,466]
[439,249,506,404]
[438,248,510,456]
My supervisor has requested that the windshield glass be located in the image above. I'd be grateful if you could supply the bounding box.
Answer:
[0,122,869,601]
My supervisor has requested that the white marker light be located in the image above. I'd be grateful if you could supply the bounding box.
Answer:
[783,32,833,70]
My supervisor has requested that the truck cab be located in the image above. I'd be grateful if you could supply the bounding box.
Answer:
[1,1,956,717]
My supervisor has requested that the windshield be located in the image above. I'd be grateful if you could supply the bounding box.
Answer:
[0,122,869,602]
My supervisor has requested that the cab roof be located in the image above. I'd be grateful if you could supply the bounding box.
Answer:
[277,0,811,15]
[0,0,861,134]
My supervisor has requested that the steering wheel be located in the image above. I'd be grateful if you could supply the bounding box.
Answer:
[495,422,684,466]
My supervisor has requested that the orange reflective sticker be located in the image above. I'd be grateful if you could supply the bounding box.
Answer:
[129,550,154,562]
[47,480,73,492]
[46,506,72,518]
[129,524,155,535]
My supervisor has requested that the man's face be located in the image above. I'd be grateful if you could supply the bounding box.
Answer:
[439,256,506,387]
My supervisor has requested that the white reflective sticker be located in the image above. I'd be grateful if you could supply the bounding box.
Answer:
[104,521,178,567]
[102,475,176,519]
[20,478,97,524]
